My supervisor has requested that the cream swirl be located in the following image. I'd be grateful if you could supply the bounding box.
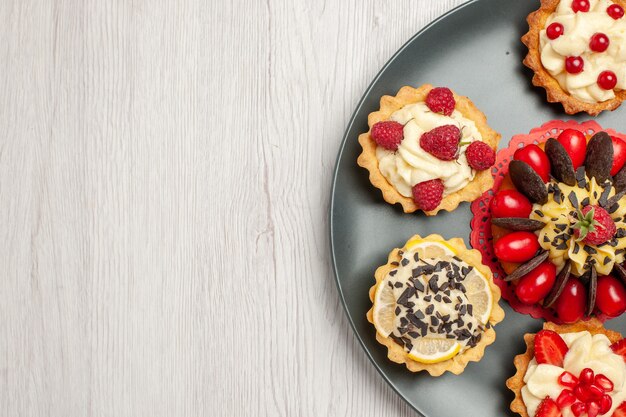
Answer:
[539,0,626,103]
[376,103,482,197]
[522,332,626,417]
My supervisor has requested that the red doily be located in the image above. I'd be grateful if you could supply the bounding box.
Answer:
[470,120,626,323]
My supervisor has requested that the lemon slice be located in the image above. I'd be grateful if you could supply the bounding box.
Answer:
[405,239,456,258]
[372,278,397,338]
[407,338,461,363]
[463,268,493,324]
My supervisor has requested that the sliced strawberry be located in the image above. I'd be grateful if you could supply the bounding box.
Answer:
[535,397,561,417]
[611,339,626,361]
[535,330,568,367]
[613,402,626,417]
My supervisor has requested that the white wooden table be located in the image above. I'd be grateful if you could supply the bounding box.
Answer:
[1,1,466,415]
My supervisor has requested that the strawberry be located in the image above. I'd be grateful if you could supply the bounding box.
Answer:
[419,125,462,161]
[535,397,561,417]
[371,121,404,151]
[412,179,444,211]
[425,87,456,116]
[573,205,616,246]
[535,330,568,367]
[613,402,626,417]
[465,141,496,170]
[610,338,626,361]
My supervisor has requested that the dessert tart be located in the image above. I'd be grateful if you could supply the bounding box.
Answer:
[507,320,626,417]
[357,84,500,215]
[366,234,504,375]
[471,121,626,324]
[522,0,626,116]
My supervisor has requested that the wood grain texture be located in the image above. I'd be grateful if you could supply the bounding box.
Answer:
[0,0,466,415]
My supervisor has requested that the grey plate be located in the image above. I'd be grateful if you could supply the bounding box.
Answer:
[329,0,626,416]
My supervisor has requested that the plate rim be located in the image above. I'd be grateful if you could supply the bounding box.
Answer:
[328,1,487,415]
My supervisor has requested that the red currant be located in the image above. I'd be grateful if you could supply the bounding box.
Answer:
[565,56,585,74]
[594,374,614,392]
[547,22,565,40]
[598,71,618,90]
[599,394,613,414]
[559,371,579,388]
[557,389,577,408]
[572,0,590,12]
[608,4,625,19]
[590,33,610,52]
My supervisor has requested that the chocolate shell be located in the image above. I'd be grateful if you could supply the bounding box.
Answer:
[509,160,548,204]
[545,138,576,186]
[585,132,613,184]
[503,251,549,282]
[544,261,571,308]
[614,263,626,287]
[587,267,597,316]
[614,165,626,193]
[491,217,545,231]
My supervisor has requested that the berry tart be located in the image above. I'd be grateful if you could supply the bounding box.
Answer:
[471,121,626,324]
[367,234,504,375]
[523,0,626,116]
[357,84,500,215]
[507,319,626,417]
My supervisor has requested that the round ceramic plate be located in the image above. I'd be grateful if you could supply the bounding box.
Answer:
[329,0,626,416]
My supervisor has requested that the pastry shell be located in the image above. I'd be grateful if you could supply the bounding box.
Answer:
[522,0,626,116]
[506,319,623,417]
[357,85,500,215]
[366,233,505,375]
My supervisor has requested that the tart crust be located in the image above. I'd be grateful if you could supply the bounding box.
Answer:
[506,319,623,417]
[522,0,626,116]
[366,234,505,375]
[357,85,500,215]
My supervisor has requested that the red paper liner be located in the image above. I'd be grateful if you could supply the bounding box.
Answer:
[470,120,626,323]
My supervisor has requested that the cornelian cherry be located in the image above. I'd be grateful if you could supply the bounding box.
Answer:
[565,56,584,74]
[608,4,625,19]
[572,0,590,12]
[598,71,618,90]
[547,22,564,40]
[590,33,610,52]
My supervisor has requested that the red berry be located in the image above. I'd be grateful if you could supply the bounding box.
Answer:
[587,384,604,400]
[614,402,626,417]
[490,190,533,218]
[611,338,626,360]
[611,136,626,176]
[465,141,495,171]
[572,0,590,12]
[412,179,444,211]
[565,56,585,74]
[557,389,576,408]
[595,275,626,317]
[594,374,614,392]
[608,4,625,19]
[371,121,404,150]
[574,205,616,246]
[574,385,592,402]
[419,125,461,161]
[554,278,587,323]
[590,33,610,52]
[547,22,565,40]
[579,368,595,385]
[587,401,601,417]
[494,231,540,263]
[534,329,568,367]
[425,87,456,116]
[514,144,551,182]
[559,371,579,388]
[535,397,561,417]
[599,395,613,414]
[571,402,587,417]
[557,129,587,170]
[515,261,557,305]
[598,70,618,90]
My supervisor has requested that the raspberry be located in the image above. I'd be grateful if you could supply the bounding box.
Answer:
[419,125,461,161]
[465,141,496,171]
[574,205,616,245]
[425,87,456,116]
[412,179,444,211]
[370,121,404,151]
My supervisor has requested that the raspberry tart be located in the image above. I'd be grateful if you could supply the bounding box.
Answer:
[507,320,626,417]
[471,121,626,324]
[357,84,500,215]
[523,0,626,115]
[367,234,504,375]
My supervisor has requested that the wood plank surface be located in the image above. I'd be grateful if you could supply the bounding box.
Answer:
[0,1,466,415]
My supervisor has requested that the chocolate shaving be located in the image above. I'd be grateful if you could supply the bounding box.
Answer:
[504,251,549,282]
[587,267,597,316]
[544,261,571,308]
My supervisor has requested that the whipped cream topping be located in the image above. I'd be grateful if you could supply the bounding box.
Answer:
[376,102,482,197]
[522,331,626,417]
[539,0,626,103]
[384,243,486,354]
